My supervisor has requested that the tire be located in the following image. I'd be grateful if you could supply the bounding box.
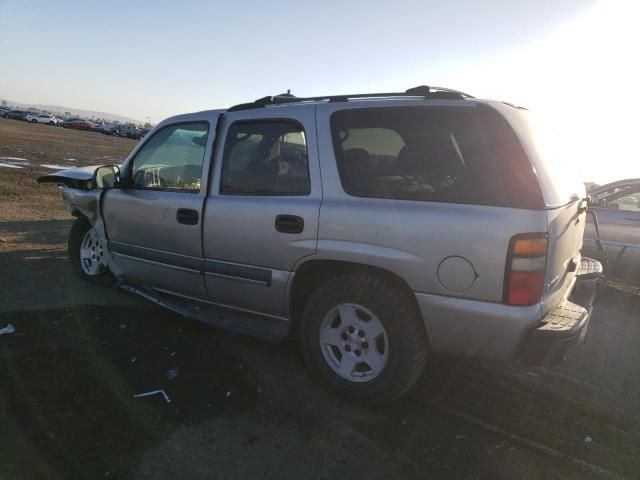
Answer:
[68,218,115,287]
[31,119,37,123]
[300,272,428,404]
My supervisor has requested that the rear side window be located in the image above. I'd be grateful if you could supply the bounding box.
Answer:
[221,121,310,195]
[330,107,509,206]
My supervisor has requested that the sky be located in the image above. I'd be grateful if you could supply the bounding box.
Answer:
[0,0,638,183]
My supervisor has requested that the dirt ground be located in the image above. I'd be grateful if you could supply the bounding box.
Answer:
[1,118,639,480]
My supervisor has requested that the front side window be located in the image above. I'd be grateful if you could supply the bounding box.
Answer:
[221,121,310,195]
[596,188,640,211]
[330,107,509,206]
[131,122,209,192]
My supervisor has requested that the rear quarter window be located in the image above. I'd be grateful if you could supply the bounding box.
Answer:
[330,106,511,207]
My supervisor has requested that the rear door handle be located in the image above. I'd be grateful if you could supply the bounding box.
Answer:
[275,215,304,234]
[176,208,199,225]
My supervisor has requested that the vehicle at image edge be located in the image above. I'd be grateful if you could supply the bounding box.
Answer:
[38,85,602,403]
[583,178,640,282]
[25,113,60,125]
[0,106,12,117]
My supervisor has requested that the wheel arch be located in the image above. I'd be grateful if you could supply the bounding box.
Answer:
[288,259,427,341]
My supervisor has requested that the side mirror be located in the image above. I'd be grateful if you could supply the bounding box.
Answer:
[93,165,121,189]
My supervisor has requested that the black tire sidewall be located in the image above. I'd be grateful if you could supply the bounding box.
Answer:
[300,273,427,403]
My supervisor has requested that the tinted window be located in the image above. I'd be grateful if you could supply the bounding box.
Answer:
[131,122,209,192]
[221,121,310,195]
[331,107,509,206]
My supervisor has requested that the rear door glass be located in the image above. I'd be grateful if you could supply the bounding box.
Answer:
[330,106,509,206]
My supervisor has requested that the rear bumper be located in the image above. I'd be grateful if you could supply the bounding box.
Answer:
[521,257,602,366]
[414,257,602,362]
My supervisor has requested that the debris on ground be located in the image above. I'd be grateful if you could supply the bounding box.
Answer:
[226,391,232,398]
[166,368,179,380]
[0,323,16,335]
[133,389,171,403]
[585,436,593,443]
[119,324,127,331]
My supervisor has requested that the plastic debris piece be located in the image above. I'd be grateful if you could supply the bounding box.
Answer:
[225,391,232,398]
[585,436,593,443]
[131,357,137,363]
[170,351,176,357]
[0,324,16,335]
[119,324,127,331]
[133,389,171,403]
[166,368,179,380]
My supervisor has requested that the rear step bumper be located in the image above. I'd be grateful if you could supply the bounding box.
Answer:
[521,257,603,366]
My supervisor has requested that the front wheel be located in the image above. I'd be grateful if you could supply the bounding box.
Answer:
[68,218,115,287]
[300,272,428,404]
[31,119,38,123]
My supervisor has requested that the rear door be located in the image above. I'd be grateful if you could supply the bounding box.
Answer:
[202,106,321,317]
[102,113,219,298]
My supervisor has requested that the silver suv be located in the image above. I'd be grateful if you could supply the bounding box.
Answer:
[40,86,601,403]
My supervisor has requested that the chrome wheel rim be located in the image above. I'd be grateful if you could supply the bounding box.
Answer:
[319,303,389,382]
[80,228,107,276]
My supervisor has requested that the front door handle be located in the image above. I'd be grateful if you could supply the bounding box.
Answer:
[176,208,199,225]
[275,215,304,234]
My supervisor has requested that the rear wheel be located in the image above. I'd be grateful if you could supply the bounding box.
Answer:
[68,218,115,287]
[31,119,37,123]
[300,272,428,403]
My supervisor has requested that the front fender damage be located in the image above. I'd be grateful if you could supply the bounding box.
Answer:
[61,187,124,278]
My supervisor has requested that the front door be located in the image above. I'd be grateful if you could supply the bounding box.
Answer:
[102,119,215,298]
[202,107,321,317]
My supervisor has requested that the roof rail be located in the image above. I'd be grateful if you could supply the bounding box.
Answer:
[227,85,474,112]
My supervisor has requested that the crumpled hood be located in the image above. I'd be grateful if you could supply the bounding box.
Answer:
[37,165,102,189]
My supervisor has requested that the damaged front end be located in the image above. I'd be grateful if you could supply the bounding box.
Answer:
[37,166,122,277]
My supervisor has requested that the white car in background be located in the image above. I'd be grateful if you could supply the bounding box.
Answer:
[25,113,60,125]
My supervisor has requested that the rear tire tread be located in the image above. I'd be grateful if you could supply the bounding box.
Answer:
[300,272,427,404]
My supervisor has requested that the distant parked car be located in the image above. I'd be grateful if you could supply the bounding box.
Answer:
[25,113,60,125]
[5,109,31,120]
[96,122,123,135]
[62,117,83,128]
[66,120,96,130]
[0,107,12,117]
[583,179,640,282]
[125,128,149,140]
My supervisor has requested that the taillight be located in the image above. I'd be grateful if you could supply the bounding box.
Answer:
[504,234,548,306]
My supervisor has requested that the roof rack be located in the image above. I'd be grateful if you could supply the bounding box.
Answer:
[227,85,474,112]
